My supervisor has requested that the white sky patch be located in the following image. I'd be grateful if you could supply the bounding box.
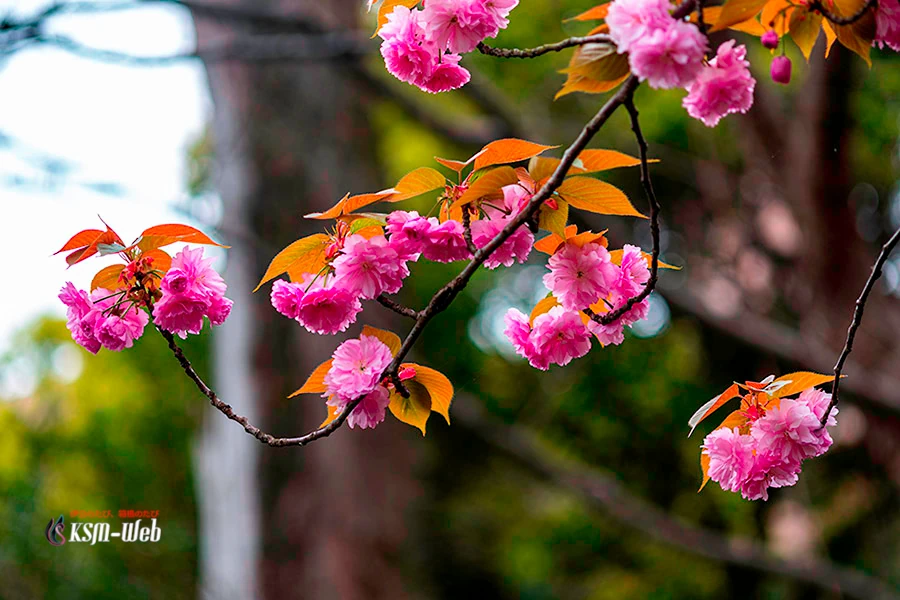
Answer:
[0,0,212,352]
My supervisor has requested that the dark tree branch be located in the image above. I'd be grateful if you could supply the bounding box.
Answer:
[461,208,477,254]
[808,0,877,25]
[477,34,611,59]
[376,294,419,320]
[453,398,900,600]
[821,226,900,425]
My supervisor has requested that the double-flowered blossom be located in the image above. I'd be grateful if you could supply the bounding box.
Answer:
[875,0,900,51]
[682,40,756,128]
[471,217,533,269]
[703,387,838,501]
[378,0,518,93]
[59,283,149,354]
[270,276,363,335]
[333,234,411,299]
[324,334,394,429]
[542,242,617,311]
[153,247,234,338]
[387,211,471,263]
[504,306,592,370]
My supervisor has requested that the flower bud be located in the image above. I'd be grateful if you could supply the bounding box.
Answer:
[770,56,792,85]
[761,30,779,49]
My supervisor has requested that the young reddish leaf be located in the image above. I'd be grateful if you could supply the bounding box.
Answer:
[91,264,126,292]
[822,20,837,57]
[556,43,631,99]
[530,295,560,325]
[566,3,609,21]
[255,233,331,292]
[534,231,568,255]
[608,248,680,270]
[788,9,823,60]
[538,198,569,238]
[434,156,468,173]
[361,325,402,356]
[760,0,793,36]
[288,359,334,397]
[576,149,656,174]
[471,139,558,172]
[832,10,875,66]
[407,363,453,424]
[693,7,766,34]
[567,230,609,249]
[558,177,647,218]
[451,166,519,209]
[66,228,122,266]
[528,157,564,182]
[688,383,742,436]
[373,0,420,37]
[137,224,228,253]
[320,404,340,428]
[55,229,105,254]
[306,191,396,220]
[390,167,447,202]
[699,452,711,492]
[769,372,836,399]
[555,73,629,99]
[142,248,173,275]
[711,0,768,31]
[388,380,432,435]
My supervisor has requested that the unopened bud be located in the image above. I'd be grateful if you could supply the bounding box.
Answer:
[770,56,792,85]
[761,30,779,49]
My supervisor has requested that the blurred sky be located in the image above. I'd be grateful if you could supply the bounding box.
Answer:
[0,0,209,352]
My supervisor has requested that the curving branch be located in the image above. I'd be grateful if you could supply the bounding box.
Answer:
[477,34,612,59]
[376,294,419,320]
[821,226,900,425]
[158,75,648,447]
[808,0,878,25]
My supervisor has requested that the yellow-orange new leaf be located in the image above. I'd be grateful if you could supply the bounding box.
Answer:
[408,364,453,424]
[361,325,402,356]
[471,139,558,172]
[255,233,330,292]
[389,380,432,435]
[289,359,334,397]
[557,177,646,218]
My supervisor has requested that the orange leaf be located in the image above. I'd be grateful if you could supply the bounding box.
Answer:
[388,380,431,435]
[137,224,228,253]
[567,230,609,249]
[688,383,742,436]
[471,139,558,172]
[567,3,609,21]
[91,264,126,292]
[407,363,453,424]
[608,248,680,270]
[533,228,572,255]
[66,228,122,266]
[142,248,173,275]
[770,371,836,399]
[288,359,333,397]
[788,8,822,60]
[55,229,105,254]
[712,0,768,31]
[320,404,340,428]
[694,7,766,35]
[760,0,793,36]
[577,149,654,173]
[557,177,646,218]
[832,8,875,66]
[306,191,396,220]
[390,167,447,202]
[555,73,629,99]
[373,0,420,37]
[362,325,402,356]
[822,20,837,57]
[254,233,331,292]
[452,166,519,209]
[699,452,711,492]
[434,156,467,173]
[538,199,569,238]
[530,295,560,325]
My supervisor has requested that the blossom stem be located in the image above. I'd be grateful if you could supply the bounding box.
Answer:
[821,225,900,427]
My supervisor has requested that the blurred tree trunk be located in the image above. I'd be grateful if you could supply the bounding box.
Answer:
[193,2,416,599]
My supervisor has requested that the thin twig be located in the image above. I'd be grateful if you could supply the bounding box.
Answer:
[590,88,661,327]
[478,34,612,59]
[808,0,877,25]
[376,294,419,320]
[821,226,900,426]
[461,209,478,255]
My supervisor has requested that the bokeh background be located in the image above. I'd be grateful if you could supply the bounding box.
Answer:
[1,0,900,598]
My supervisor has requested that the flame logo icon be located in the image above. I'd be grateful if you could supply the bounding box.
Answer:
[45,515,66,546]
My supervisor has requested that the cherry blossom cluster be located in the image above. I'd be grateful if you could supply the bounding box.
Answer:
[377,0,518,93]
[877,0,900,51]
[703,388,838,501]
[270,185,534,336]
[60,247,233,352]
[607,0,755,127]
[504,243,651,370]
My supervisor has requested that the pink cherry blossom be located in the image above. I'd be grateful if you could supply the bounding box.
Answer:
[153,247,232,338]
[528,306,593,370]
[610,244,650,302]
[421,53,472,93]
[751,398,825,463]
[683,40,756,127]
[703,427,755,493]
[483,0,519,28]
[270,279,305,319]
[875,0,900,51]
[798,387,838,427]
[60,282,102,353]
[333,234,410,299]
[207,295,233,327]
[423,219,472,262]
[628,20,707,90]
[503,308,537,358]
[770,55,792,85]
[153,292,210,338]
[542,242,617,311]
[386,210,432,259]
[606,0,674,54]
[324,334,394,402]
[483,182,532,219]
[379,6,435,87]
[335,386,392,429]
[295,281,362,335]
[471,218,533,269]
[167,247,227,299]
[739,452,801,501]
[92,297,149,352]
[422,0,499,53]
